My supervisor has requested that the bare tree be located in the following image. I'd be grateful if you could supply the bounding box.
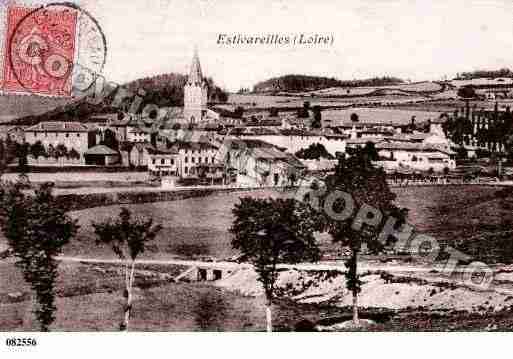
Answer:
[92,208,162,331]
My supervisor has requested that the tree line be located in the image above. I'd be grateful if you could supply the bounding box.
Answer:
[253,74,404,93]
[455,68,513,80]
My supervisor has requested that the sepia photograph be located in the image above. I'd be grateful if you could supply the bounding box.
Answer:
[0,0,512,356]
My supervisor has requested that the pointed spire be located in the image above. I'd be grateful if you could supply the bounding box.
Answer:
[188,46,203,85]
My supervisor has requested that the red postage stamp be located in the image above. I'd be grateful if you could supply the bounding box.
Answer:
[2,5,78,97]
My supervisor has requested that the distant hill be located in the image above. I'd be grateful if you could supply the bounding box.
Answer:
[8,72,228,126]
[0,93,75,123]
[455,68,513,80]
[252,74,404,93]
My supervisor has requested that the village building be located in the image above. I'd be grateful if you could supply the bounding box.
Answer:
[183,48,208,124]
[172,141,219,178]
[84,145,121,166]
[222,138,306,187]
[232,128,347,157]
[195,162,225,185]
[147,147,180,177]
[0,125,25,143]
[127,125,155,143]
[129,142,155,167]
[24,121,95,163]
[376,141,456,173]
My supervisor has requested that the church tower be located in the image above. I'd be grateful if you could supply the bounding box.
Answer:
[184,48,208,124]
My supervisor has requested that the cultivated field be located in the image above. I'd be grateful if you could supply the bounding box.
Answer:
[322,107,442,125]
[221,93,432,112]
[295,82,443,97]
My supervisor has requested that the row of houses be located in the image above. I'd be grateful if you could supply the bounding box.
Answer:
[1,110,459,187]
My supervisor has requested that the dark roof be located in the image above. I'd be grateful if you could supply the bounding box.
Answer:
[26,121,91,132]
[228,138,275,149]
[147,146,179,155]
[376,141,455,154]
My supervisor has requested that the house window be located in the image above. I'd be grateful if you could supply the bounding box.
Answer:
[152,159,156,164]
[192,157,195,163]
[185,167,188,174]
[161,159,165,164]
[185,157,188,163]
[77,134,80,137]
[66,133,69,138]
[171,159,174,165]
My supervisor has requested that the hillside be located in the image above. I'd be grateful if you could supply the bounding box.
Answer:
[252,74,404,93]
[0,93,75,123]
[7,73,228,126]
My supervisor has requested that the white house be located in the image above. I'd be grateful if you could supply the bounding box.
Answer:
[376,141,456,172]
[24,121,94,163]
[171,141,219,178]
[147,147,179,177]
[222,138,306,187]
[234,130,346,157]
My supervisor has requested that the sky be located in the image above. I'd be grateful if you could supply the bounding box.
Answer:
[11,0,513,91]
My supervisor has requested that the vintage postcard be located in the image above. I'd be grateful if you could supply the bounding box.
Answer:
[0,0,512,356]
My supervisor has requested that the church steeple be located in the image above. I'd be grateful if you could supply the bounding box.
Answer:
[183,47,208,124]
[188,47,204,86]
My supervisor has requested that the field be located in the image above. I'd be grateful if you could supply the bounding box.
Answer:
[18,185,508,261]
[221,93,431,112]
[322,107,442,125]
[222,81,449,112]
[2,185,513,331]
[295,81,443,97]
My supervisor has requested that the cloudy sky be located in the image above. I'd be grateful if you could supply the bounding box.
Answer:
[59,0,513,90]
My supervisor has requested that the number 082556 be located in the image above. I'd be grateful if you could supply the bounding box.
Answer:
[5,337,37,346]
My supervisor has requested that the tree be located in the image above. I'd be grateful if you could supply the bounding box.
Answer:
[55,144,68,158]
[230,197,320,332]
[311,105,322,129]
[234,106,244,119]
[457,86,477,100]
[0,182,79,331]
[47,144,57,159]
[350,113,359,123]
[0,139,11,177]
[15,142,29,174]
[0,139,5,176]
[0,136,17,179]
[297,101,310,119]
[68,148,80,160]
[101,129,119,150]
[92,208,162,331]
[322,144,407,326]
[456,146,468,160]
[29,141,47,159]
[295,143,334,160]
